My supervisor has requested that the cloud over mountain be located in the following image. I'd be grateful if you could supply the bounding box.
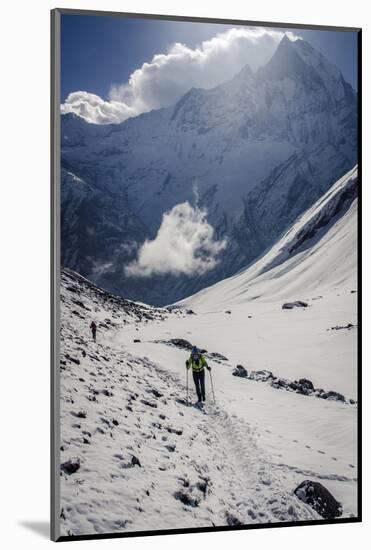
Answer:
[61,27,301,124]
[125,202,227,277]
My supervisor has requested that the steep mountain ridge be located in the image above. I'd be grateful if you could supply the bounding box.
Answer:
[179,165,358,309]
[60,35,357,305]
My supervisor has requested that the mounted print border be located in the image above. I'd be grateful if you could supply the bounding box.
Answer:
[51,8,362,542]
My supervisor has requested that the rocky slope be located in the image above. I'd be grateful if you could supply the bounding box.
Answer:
[59,268,322,537]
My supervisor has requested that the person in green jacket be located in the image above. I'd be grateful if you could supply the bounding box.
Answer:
[186,346,211,404]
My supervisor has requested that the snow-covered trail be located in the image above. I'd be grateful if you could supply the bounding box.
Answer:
[59,269,323,538]
[110,289,357,518]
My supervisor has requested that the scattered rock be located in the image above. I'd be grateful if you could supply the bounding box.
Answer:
[141,399,158,408]
[225,512,243,526]
[248,370,273,382]
[71,410,87,418]
[168,338,193,350]
[133,339,141,343]
[298,378,314,391]
[165,444,176,453]
[186,309,196,315]
[131,455,141,467]
[294,480,342,519]
[60,458,80,475]
[225,310,232,315]
[271,377,291,390]
[196,480,208,496]
[322,390,345,402]
[327,323,354,331]
[174,491,199,507]
[282,301,308,310]
[232,365,248,378]
[209,352,228,361]
[166,426,183,436]
[65,354,80,365]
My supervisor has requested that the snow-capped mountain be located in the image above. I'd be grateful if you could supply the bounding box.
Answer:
[61,35,357,305]
[179,166,357,309]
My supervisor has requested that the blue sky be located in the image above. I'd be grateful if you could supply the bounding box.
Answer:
[61,14,358,124]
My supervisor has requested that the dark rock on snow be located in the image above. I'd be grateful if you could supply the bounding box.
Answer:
[169,338,193,350]
[131,455,141,467]
[248,370,274,382]
[294,480,342,519]
[322,390,345,402]
[226,512,243,526]
[282,301,308,309]
[174,491,200,508]
[61,458,80,475]
[327,323,354,331]
[298,378,314,391]
[232,365,248,378]
[65,354,81,365]
[209,352,229,362]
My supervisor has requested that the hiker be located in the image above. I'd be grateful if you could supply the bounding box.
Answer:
[90,320,97,342]
[186,346,211,405]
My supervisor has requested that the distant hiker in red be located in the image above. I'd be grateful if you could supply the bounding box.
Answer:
[90,321,97,342]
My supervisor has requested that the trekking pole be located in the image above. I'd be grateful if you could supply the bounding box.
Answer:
[186,368,189,406]
[209,370,216,404]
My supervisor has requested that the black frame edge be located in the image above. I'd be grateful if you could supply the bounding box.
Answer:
[51,7,61,543]
[53,7,361,32]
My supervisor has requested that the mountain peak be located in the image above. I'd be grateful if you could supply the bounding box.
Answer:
[256,35,328,90]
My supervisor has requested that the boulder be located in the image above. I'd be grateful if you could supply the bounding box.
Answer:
[282,301,308,310]
[169,338,193,350]
[131,455,141,467]
[232,365,248,378]
[298,378,314,391]
[271,377,290,390]
[60,458,80,475]
[322,390,345,402]
[248,370,274,382]
[294,480,342,519]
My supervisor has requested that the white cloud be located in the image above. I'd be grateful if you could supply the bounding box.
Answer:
[60,91,138,124]
[61,28,301,124]
[125,202,227,277]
